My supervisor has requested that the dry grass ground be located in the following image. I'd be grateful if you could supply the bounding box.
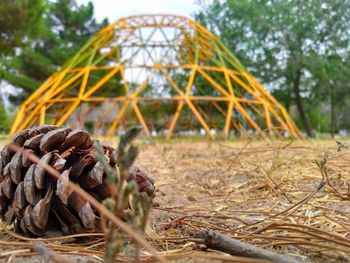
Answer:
[1,137,350,262]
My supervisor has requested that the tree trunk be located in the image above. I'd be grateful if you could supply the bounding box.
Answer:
[293,68,315,137]
[330,85,336,138]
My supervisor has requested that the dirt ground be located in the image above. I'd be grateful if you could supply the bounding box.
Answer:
[1,138,350,262]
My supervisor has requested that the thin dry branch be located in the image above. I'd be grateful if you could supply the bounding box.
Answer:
[191,230,299,263]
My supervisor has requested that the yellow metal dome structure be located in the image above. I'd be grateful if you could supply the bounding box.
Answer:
[11,14,300,139]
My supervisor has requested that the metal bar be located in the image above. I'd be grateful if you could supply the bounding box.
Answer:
[83,66,121,98]
[197,69,230,97]
[55,100,81,126]
[50,70,86,98]
[40,105,46,125]
[79,50,96,98]
[16,70,70,131]
[224,100,234,138]
[10,106,25,135]
[166,101,184,140]
[212,102,241,133]
[96,102,119,129]
[66,64,239,73]
[166,68,197,139]
[185,97,214,140]
[264,104,273,135]
[131,70,155,98]
[195,102,220,134]
[132,102,150,136]
[159,68,185,96]
[234,101,262,134]
[119,67,129,95]
[107,101,130,137]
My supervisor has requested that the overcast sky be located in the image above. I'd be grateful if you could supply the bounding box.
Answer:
[76,0,200,23]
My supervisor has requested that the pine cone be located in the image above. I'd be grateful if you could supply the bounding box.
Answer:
[0,125,155,236]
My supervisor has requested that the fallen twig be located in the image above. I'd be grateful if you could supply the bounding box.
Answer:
[191,230,299,263]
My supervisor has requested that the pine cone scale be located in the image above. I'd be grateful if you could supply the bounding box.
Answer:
[78,203,95,230]
[52,157,66,171]
[23,164,41,205]
[34,153,53,189]
[1,145,12,165]
[22,205,42,236]
[68,191,95,230]
[0,196,8,214]
[70,154,96,178]
[58,130,92,152]
[53,198,83,232]
[4,206,14,223]
[56,170,70,205]
[10,151,23,184]
[2,176,14,199]
[22,149,34,168]
[24,133,44,150]
[32,187,53,230]
[11,129,30,146]
[39,128,68,152]
[79,161,104,189]
[14,182,26,210]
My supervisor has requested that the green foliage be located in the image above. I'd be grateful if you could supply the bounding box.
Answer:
[196,0,350,136]
[94,128,151,262]
[0,0,45,55]
[0,102,13,133]
[1,0,108,104]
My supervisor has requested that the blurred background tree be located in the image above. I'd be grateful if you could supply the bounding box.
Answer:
[0,0,108,104]
[196,0,350,137]
[0,0,45,133]
[0,103,12,134]
[0,0,45,55]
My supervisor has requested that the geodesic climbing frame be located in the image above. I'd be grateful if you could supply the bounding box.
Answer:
[11,14,300,139]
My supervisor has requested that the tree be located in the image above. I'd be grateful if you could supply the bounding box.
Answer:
[1,0,108,103]
[196,0,350,137]
[0,0,45,56]
[306,53,350,137]
[0,102,13,133]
